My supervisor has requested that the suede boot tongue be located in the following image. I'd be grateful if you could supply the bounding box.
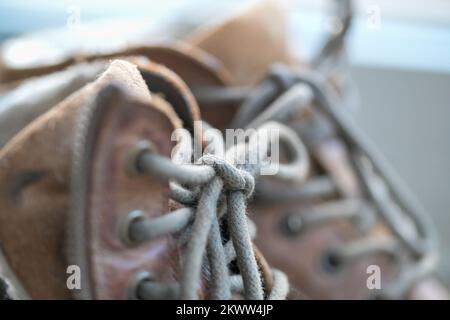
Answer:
[185,0,292,86]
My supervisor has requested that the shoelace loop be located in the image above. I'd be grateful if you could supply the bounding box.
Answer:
[130,120,308,300]
[199,154,255,197]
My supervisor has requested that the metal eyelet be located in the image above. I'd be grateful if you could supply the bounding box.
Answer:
[127,271,153,300]
[280,212,303,237]
[126,140,155,175]
[118,210,145,246]
[320,248,344,274]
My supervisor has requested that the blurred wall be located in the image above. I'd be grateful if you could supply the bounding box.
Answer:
[352,65,450,284]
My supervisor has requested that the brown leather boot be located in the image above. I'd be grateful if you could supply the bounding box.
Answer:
[242,66,449,299]
[0,57,286,300]
[1,0,446,300]
[135,48,445,299]
[159,0,449,300]
[0,59,188,299]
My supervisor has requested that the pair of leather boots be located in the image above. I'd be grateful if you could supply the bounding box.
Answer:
[0,0,447,300]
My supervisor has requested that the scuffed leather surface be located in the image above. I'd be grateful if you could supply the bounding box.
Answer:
[73,87,180,299]
[0,60,155,299]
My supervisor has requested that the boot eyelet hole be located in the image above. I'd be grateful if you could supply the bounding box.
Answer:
[127,271,153,300]
[126,140,155,175]
[118,210,145,246]
[320,249,344,274]
[280,212,303,237]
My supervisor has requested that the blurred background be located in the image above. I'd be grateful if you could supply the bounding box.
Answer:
[0,0,449,285]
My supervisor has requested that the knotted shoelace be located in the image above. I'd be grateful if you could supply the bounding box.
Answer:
[124,119,309,300]
[196,66,438,299]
